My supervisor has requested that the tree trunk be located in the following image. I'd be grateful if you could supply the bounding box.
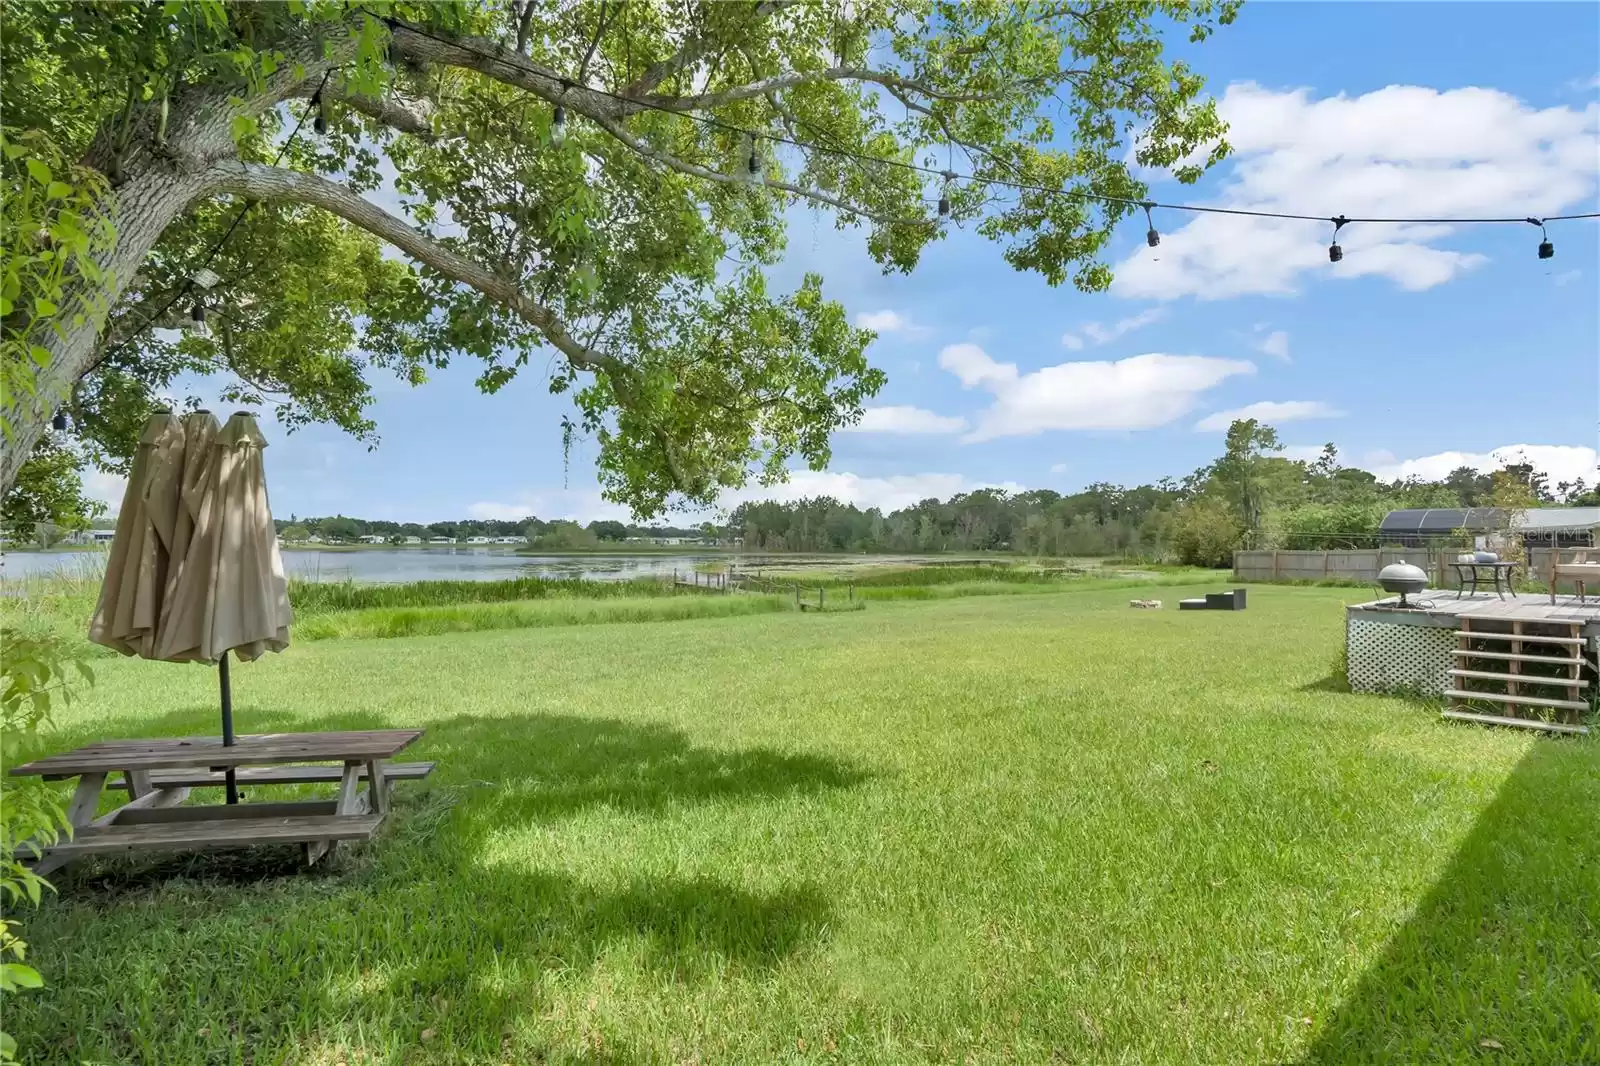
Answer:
[2,162,211,494]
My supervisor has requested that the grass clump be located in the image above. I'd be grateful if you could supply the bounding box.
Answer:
[295,593,788,640]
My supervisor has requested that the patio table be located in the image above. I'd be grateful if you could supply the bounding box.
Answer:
[9,730,432,873]
[1450,560,1519,600]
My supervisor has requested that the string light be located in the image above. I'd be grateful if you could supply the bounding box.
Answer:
[189,300,210,339]
[551,104,567,146]
[380,14,1600,270]
[1143,202,1159,247]
[747,135,763,184]
[1528,217,1554,259]
[938,170,955,218]
[311,88,327,135]
[51,411,68,431]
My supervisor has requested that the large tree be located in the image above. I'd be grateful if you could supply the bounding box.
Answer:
[2,0,1236,513]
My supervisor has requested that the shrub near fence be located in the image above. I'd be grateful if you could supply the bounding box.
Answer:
[1233,548,1569,588]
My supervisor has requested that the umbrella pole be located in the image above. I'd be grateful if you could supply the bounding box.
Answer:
[219,655,239,805]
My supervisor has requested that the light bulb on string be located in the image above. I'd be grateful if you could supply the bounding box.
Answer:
[747,136,764,185]
[51,410,68,432]
[1328,215,1348,263]
[189,300,211,339]
[938,170,956,218]
[1143,202,1159,247]
[311,89,327,135]
[1528,217,1553,259]
[551,104,567,146]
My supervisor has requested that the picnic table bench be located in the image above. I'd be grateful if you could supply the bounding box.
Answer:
[9,729,430,873]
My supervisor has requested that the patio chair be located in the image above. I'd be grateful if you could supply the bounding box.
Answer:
[1549,548,1600,604]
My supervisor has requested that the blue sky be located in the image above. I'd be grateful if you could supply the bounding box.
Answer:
[108,3,1600,522]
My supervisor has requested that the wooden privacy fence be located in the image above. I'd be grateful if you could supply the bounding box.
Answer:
[1233,548,1568,587]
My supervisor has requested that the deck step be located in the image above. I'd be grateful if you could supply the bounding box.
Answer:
[26,813,383,859]
[1441,710,1590,735]
[1444,689,1591,712]
[1448,668,1587,687]
[1454,630,1585,646]
[1452,649,1585,666]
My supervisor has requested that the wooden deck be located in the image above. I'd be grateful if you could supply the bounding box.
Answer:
[1347,592,1600,636]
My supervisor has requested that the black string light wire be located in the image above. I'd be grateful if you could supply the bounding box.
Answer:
[111,69,335,356]
[369,11,1599,261]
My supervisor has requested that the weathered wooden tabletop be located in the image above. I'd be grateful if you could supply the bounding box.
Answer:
[8,729,423,777]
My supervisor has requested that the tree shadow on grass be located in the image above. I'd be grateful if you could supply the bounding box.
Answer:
[22,708,868,1063]
[1299,736,1600,1065]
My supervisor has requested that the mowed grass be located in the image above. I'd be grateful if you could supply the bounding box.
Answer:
[8,585,1598,1064]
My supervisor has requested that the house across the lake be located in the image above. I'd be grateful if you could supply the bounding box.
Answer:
[429,537,454,544]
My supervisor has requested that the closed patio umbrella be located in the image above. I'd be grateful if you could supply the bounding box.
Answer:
[88,411,187,658]
[155,411,291,664]
[90,410,292,803]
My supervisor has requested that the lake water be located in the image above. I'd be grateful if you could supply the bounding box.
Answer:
[0,547,849,585]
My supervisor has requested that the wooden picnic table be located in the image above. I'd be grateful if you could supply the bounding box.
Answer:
[9,730,432,873]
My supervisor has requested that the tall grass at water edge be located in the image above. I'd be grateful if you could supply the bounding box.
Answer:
[294,593,788,641]
[285,574,676,613]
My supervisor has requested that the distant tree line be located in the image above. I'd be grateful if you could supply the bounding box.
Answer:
[730,423,1597,566]
[272,514,711,547]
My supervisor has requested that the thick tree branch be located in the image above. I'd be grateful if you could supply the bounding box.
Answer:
[639,66,1079,112]
[388,21,625,118]
[208,161,608,373]
[582,110,918,226]
[290,80,438,142]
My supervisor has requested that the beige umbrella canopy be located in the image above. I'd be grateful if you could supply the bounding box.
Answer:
[88,411,187,658]
[156,412,292,663]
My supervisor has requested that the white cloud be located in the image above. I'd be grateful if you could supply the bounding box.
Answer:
[1258,330,1290,361]
[939,343,1255,442]
[466,490,633,524]
[1553,269,1581,286]
[1194,400,1346,432]
[1280,445,1333,463]
[1364,444,1599,487]
[83,468,129,514]
[722,470,1025,513]
[1050,463,1069,474]
[854,309,931,337]
[1115,83,1600,299]
[840,405,967,435]
[1060,307,1166,349]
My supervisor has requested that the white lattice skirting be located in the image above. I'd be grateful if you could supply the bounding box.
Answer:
[1347,617,1455,695]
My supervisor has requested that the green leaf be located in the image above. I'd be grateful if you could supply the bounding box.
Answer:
[229,114,259,143]
[2,963,43,989]
[27,345,50,367]
[44,180,72,200]
[33,298,57,316]
[24,158,50,185]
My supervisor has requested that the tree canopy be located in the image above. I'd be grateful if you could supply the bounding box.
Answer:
[2,0,1239,515]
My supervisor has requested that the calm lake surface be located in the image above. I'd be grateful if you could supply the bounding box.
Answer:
[0,547,857,585]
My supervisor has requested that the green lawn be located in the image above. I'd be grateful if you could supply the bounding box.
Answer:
[7,585,1597,1064]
